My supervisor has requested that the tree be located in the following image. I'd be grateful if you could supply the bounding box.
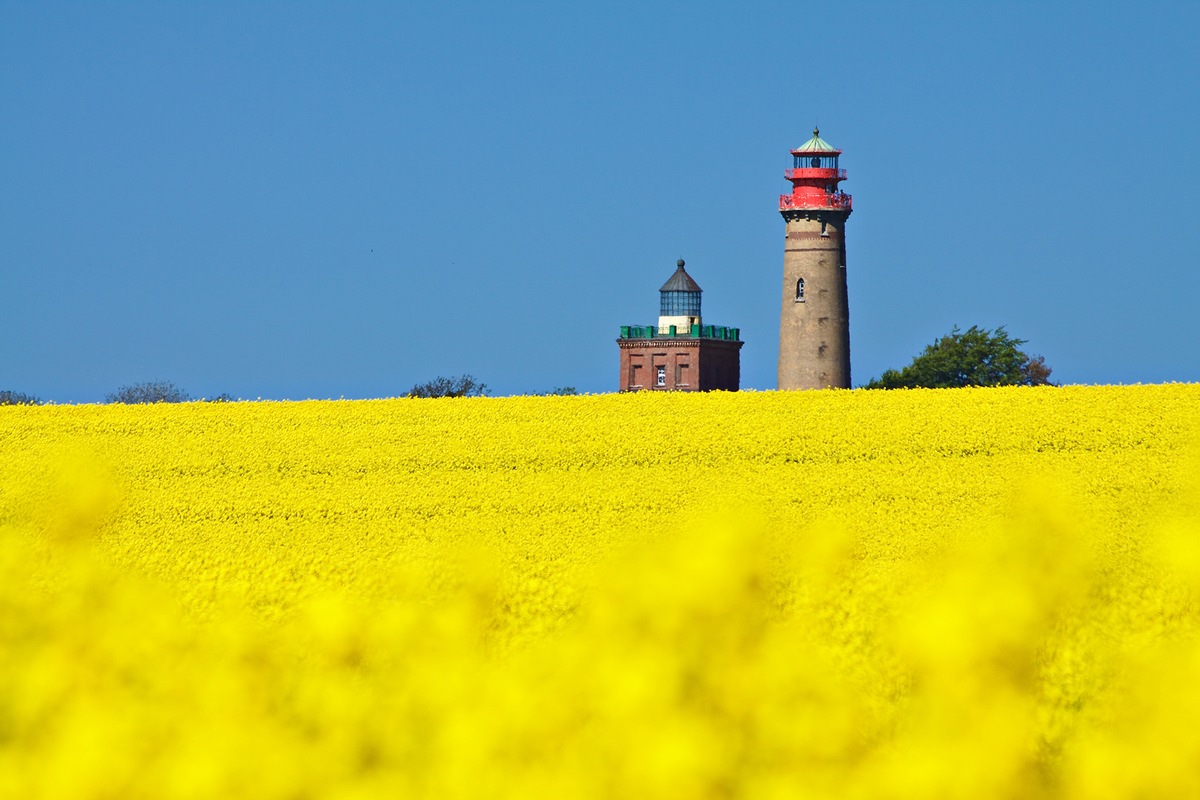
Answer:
[544,386,578,396]
[865,325,1054,389]
[106,381,191,404]
[1022,355,1053,387]
[407,374,490,399]
[0,390,42,405]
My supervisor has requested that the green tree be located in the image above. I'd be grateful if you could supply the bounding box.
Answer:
[0,390,42,405]
[408,374,490,399]
[106,381,191,404]
[866,325,1054,389]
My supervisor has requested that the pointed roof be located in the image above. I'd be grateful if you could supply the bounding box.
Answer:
[793,126,839,154]
[660,259,702,293]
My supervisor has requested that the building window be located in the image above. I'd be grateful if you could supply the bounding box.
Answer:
[795,277,806,302]
[656,365,667,387]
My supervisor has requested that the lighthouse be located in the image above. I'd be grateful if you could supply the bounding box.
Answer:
[617,260,743,391]
[778,128,853,390]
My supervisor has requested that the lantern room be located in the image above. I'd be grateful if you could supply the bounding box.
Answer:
[780,127,852,212]
[658,259,702,334]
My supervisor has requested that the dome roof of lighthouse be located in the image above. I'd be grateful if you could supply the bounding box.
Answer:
[793,127,839,153]
[660,259,702,293]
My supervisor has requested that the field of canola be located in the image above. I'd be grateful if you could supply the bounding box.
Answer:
[3,384,1200,799]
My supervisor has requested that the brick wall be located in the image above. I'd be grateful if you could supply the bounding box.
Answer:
[617,338,743,392]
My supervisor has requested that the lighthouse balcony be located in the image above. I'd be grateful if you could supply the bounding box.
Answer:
[619,324,741,341]
[785,168,848,181]
[779,192,853,211]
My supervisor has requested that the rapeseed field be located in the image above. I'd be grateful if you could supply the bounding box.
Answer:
[2,384,1199,798]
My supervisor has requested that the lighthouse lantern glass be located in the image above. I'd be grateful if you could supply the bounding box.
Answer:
[660,290,701,317]
[793,154,839,170]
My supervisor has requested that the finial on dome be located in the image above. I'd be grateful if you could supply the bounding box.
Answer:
[813,126,820,137]
[677,258,685,268]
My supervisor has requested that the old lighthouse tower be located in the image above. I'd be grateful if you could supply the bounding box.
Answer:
[617,260,743,391]
[778,128,853,390]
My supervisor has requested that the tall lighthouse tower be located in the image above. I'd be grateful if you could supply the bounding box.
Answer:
[778,128,853,390]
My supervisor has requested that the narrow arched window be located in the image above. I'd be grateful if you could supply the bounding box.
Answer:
[795,277,806,302]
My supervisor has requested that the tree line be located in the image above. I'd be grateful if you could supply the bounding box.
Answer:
[2,325,1053,403]
[864,325,1053,389]
[0,375,580,405]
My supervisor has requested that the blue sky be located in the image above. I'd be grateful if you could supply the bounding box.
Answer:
[3,2,1198,401]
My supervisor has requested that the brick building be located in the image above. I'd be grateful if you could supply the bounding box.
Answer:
[617,260,743,392]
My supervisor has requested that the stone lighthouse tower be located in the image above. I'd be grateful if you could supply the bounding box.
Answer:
[778,128,853,390]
